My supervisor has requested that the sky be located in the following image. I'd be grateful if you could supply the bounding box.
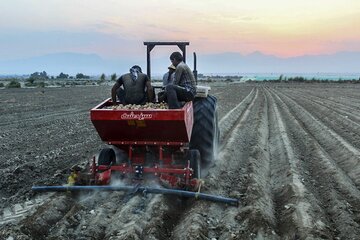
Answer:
[0,0,359,61]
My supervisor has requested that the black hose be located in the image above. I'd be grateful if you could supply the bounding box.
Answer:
[32,185,239,206]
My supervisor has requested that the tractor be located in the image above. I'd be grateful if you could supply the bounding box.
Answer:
[90,42,219,190]
[33,42,237,205]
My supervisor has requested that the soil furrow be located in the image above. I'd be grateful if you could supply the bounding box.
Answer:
[269,87,360,239]
[0,108,87,127]
[265,88,325,239]
[280,89,360,146]
[171,86,270,239]
[291,86,360,109]
[2,84,360,240]
[232,88,277,238]
[219,87,256,144]
[271,88,360,187]
[297,91,360,121]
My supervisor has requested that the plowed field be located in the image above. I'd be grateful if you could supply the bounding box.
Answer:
[1,83,360,240]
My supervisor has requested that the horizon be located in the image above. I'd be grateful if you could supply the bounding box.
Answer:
[2,50,360,76]
[2,71,360,81]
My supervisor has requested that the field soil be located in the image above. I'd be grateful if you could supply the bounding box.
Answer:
[1,83,360,239]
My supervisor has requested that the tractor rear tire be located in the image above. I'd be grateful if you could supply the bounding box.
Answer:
[189,149,201,179]
[98,148,116,166]
[190,95,219,165]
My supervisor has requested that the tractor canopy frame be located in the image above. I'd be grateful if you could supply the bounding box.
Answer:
[143,41,197,82]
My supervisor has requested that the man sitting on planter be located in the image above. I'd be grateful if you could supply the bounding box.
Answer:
[111,65,154,105]
[164,52,197,109]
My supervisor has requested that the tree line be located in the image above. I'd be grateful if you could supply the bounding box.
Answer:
[27,71,118,81]
[0,71,119,88]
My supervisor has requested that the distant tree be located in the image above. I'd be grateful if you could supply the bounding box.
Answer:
[100,73,106,81]
[76,73,90,79]
[279,74,284,81]
[56,72,69,79]
[30,71,48,80]
[0,82,4,87]
[111,73,117,81]
[43,71,48,78]
[6,79,21,88]
[26,78,36,84]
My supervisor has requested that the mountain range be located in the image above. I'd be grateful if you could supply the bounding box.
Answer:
[0,51,359,77]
